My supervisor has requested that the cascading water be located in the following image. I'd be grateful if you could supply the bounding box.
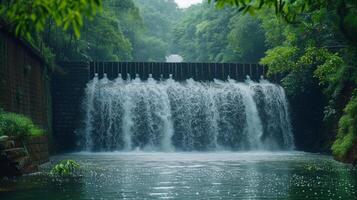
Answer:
[80,74,294,151]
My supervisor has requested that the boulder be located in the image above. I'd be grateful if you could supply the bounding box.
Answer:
[3,148,28,160]
[0,154,22,178]
[0,135,9,142]
[0,140,15,150]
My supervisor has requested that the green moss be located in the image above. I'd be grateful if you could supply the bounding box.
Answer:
[0,112,45,139]
[332,96,357,158]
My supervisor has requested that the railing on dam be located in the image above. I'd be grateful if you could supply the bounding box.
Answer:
[89,62,267,81]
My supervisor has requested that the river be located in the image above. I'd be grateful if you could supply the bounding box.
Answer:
[1,152,356,199]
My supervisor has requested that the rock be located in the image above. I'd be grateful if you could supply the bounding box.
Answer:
[23,164,38,174]
[0,154,22,178]
[0,140,15,150]
[0,135,9,142]
[0,136,49,178]
[13,156,31,169]
[3,148,28,160]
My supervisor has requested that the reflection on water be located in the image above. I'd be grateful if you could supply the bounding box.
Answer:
[0,152,356,199]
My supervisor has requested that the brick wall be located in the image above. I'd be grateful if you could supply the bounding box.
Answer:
[26,136,50,165]
[52,62,89,151]
[0,31,51,132]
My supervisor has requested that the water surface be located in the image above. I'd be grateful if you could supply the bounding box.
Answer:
[1,152,356,199]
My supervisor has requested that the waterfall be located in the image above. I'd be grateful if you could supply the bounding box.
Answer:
[82,75,99,151]
[80,74,294,151]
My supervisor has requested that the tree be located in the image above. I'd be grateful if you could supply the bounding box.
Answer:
[37,0,181,62]
[226,14,266,63]
[0,0,102,40]
[209,0,357,45]
[40,0,139,62]
[172,2,266,63]
[133,0,182,61]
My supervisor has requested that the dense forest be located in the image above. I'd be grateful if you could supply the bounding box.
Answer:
[172,3,266,63]
[1,0,182,63]
[0,0,356,164]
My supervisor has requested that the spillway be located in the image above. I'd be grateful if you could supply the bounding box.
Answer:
[80,74,294,151]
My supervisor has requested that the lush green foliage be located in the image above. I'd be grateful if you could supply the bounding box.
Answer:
[31,0,181,62]
[172,2,266,62]
[209,0,331,21]
[51,160,80,177]
[37,0,138,61]
[260,46,298,76]
[0,0,102,40]
[332,95,357,158]
[0,112,45,139]
[1,0,181,63]
[134,0,182,61]
[209,0,357,45]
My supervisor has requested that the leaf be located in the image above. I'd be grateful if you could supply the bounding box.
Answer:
[73,23,81,39]
[238,6,246,12]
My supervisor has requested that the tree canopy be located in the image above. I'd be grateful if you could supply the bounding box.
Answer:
[0,0,102,39]
[1,0,183,63]
[209,0,357,45]
[172,2,266,63]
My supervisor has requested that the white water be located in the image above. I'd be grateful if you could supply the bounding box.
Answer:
[80,74,294,151]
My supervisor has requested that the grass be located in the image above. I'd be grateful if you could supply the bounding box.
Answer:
[0,112,45,139]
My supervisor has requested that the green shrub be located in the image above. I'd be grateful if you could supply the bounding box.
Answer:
[0,112,45,139]
[332,96,357,158]
[51,160,81,177]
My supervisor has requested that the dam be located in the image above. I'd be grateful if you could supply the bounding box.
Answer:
[56,62,295,151]
[53,62,289,151]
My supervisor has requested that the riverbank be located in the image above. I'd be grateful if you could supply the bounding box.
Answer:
[0,136,49,178]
